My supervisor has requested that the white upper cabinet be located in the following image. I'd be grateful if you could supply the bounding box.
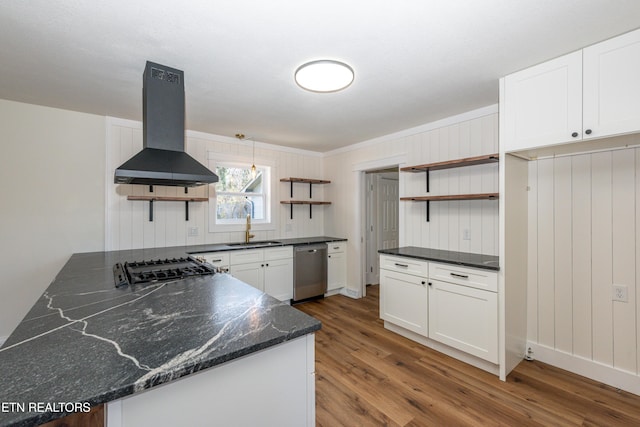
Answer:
[503,28,640,153]
[583,29,640,139]
[504,51,583,152]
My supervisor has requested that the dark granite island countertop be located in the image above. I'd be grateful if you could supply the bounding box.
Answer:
[378,246,500,270]
[0,247,321,427]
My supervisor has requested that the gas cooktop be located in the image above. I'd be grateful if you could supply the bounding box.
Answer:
[113,256,216,288]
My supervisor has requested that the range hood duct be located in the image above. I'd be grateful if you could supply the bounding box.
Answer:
[114,61,218,187]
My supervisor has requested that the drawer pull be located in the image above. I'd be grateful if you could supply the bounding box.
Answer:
[211,259,223,263]
[333,246,340,250]
[395,263,409,268]
[450,272,469,279]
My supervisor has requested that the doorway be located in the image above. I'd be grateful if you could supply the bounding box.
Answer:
[365,169,399,286]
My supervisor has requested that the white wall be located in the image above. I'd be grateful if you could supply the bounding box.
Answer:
[106,119,325,250]
[0,100,105,338]
[324,107,499,294]
[527,141,640,380]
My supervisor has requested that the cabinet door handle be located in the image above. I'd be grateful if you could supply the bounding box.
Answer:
[328,255,332,258]
[585,129,592,135]
[428,282,432,286]
[333,247,340,250]
[571,132,579,138]
[395,263,409,268]
[450,272,468,279]
[421,281,426,286]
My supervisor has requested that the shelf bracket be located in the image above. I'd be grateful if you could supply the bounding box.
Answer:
[149,200,154,222]
[426,200,430,222]
[309,204,313,219]
[290,203,293,220]
[149,185,154,193]
[309,182,313,198]
[290,181,294,198]
[426,170,430,193]
[185,201,189,221]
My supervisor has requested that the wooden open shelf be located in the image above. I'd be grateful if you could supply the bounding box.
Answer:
[400,193,498,202]
[400,153,499,173]
[280,200,331,219]
[400,153,499,221]
[400,193,498,222]
[127,195,208,221]
[279,177,331,184]
[127,196,208,202]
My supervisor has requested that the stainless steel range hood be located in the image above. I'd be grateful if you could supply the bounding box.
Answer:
[114,61,218,187]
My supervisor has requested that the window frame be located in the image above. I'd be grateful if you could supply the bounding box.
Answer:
[208,153,277,233]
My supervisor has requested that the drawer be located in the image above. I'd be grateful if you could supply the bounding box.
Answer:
[379,255,428,277]
[428,262,497,292]
[327,241,346,254]
[230,249,264,265]
[197,252,230,268]
[264,245,293,261]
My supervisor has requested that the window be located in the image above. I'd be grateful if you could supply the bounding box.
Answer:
[213,162,271,225]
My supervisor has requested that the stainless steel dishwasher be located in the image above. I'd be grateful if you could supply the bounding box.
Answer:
[293,243,327,302]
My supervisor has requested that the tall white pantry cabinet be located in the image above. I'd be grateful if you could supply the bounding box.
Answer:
[499,28,640,392]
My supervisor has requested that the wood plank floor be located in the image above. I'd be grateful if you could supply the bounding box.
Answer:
[296,285,640,426]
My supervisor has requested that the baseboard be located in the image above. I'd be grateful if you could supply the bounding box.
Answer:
[527,342,640,396]
[340,287,361,299]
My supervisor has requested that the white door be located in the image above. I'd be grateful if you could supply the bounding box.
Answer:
[377,175,399,250]
[379,269,428,336]
[428,280,498,363]
[229,262,265,292]
[583,28,640,139]
[504,50,583,151]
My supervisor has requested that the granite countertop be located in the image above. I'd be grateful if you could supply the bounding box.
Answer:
[0,243,322,427]
[378,246,500,271]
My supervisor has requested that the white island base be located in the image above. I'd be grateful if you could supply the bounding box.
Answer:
[107,334,315,427]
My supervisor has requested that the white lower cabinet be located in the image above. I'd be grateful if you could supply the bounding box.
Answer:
[213,247,294,302]
[263,257,294,302]
[379,266,428,336]
[327,242,347,292]
[428,279,498,363]
[379,254,499,368]
[229,261,265,292]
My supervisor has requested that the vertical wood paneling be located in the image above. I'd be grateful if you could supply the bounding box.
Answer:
[591,151,613,365]
[611,150,636,372]
[571,154,592,359]
[537,158,555,348]
[553,156,573,353]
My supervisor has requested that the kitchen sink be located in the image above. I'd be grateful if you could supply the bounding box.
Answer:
[226,241,283,247]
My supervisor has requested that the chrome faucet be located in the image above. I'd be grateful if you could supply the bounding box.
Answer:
[245,214,255,243]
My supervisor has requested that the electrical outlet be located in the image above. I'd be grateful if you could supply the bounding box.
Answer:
[463,229,471,240]
[188,227,199,237]
[612,285,628,302]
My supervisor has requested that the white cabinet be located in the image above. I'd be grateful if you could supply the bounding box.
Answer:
[220,247,294,301]
[504,51,583,151]
[583,29,640,139]
[379,255,428,336]
[327,242,347,292]
[427,262,498,363]
[264,257,294,302]
[503,28,640,152]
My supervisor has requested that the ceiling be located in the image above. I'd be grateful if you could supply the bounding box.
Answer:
[1,1,639,153]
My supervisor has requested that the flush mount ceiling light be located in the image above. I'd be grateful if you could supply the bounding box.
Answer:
[294,60,354,93]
